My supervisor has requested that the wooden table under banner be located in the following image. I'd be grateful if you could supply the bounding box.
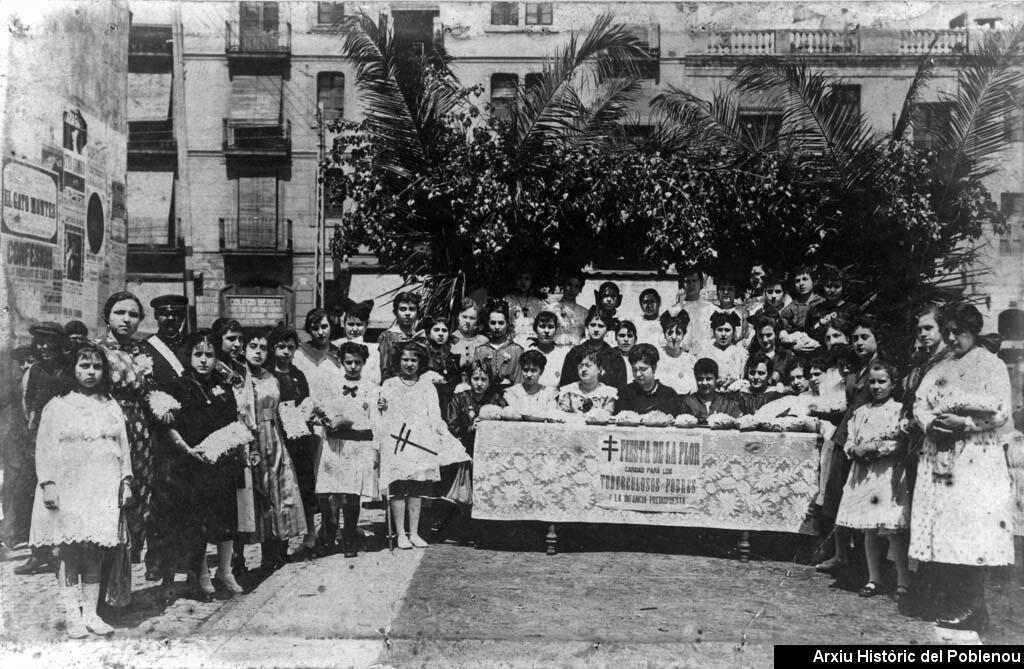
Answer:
[472,420,822,557]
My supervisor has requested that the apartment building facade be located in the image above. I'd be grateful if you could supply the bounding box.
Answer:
[124,1,1023,334]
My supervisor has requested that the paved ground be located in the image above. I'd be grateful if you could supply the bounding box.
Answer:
[2,514,1022,668]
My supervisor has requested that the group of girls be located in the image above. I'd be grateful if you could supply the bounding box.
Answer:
[21,263,1016,637]
[394,269,1015,632]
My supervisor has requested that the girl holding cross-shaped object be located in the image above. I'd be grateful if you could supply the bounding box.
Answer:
[377,341,469,550]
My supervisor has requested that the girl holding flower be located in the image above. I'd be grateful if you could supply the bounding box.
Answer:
[162,330,250,599]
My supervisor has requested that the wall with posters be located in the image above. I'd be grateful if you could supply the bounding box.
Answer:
[0,1,129,349]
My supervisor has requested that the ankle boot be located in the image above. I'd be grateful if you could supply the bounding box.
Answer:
[81,583,114,635]
[62,585,88,639]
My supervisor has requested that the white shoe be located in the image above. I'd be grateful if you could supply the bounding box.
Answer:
[81,583,114,636]
[214,569,244,594]
[408,533,428,548]
[396,533,413,550]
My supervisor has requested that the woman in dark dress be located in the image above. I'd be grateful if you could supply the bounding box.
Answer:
[156,330,249,601]
[267,325,318,560]
[559,306,628,390]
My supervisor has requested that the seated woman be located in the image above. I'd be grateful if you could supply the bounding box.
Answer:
[736,354,785,415]
[615,344,679,415]
[557,351,618,414]
[676,358,742,426]
[559,306,627,390]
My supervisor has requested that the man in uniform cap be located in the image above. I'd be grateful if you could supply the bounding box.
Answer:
[133,294,188,580]
[135,294,189,388]
[12,323,67,574]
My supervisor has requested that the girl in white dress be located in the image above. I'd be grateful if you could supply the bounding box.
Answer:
[377,342,469,549]
[657,311,697,395]
[834,361,910,600]
[32,343,132,638]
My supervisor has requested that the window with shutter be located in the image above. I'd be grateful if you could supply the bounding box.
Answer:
[491,3,518,25]
[317,72,345,122]
[316,2,344,25]
[525,3,553,25]
[237,174,278,247]
[490,73,518,122]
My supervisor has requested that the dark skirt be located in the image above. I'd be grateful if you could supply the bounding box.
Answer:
[148,440,241,570]
[285,435,318,513]
[389,480,435,497]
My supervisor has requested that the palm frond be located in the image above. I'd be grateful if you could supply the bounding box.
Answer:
[511,13,649,159]
[891,41,938,144]
[937,25,1024,182]
[576,78,645,146]
[732,59,883,184]
[651,85,755,153]
[341,13,466,180]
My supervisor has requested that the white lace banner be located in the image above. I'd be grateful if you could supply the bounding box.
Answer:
[474,421,820,532]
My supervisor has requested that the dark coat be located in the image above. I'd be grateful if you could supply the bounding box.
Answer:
[615,382,679,415]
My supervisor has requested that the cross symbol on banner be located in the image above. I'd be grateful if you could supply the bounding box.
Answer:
[602,435,619,461]
[391,422,438,456]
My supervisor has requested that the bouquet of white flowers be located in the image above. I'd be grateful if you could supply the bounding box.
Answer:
[146,390,181,424]
[673,414,699,429]
[193,422,254,463]
[707,413,739,430]
[279,401,311,440]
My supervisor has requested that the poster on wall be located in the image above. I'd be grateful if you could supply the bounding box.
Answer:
[1,160,63,322]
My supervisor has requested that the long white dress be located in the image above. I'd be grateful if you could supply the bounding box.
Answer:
[377,377,469,488]
[30,393,131,547]
[909,346,1015,566]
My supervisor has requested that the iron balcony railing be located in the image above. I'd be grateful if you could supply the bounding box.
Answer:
[223,119,291,155]
[225,21,292,55]
[219,216,293,252]
[128,122,177,153]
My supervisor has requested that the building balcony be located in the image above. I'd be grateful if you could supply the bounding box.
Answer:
[219,216,293,253]
[694,27,979,59]
[223,120,291,157]
[702,29,859,55]
[225,21,291,58]
[129,24,172,66]
[128,122,177,155]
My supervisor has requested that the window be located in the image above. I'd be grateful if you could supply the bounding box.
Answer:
[490,73,518,122]
[622,24,660,82]
[237,173,278,247]
[828,84,861,137]
[525,3,552,25]
[241,2,278,31]
[1000,193,1024,256]
[911,102,951,151]
[524,72,544,100]
[1004,87,1024,143]
[491,2,518,25]
[316,2,344,25]
[738,111,782,149]
[317,72,345,122]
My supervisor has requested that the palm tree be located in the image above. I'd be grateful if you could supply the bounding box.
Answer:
[649,26,1022,352]
[330,12,649,313]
